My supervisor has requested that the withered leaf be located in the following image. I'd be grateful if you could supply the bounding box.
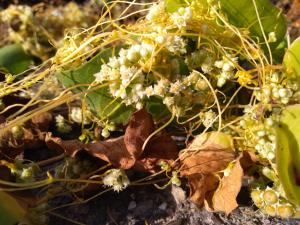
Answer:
[179,132,236,207]
[188,174,219,206]
[47,109,178,172]
[180,132,236,176]
[212,159,244,214]
[239,150,257,171]
[45,132,83,156]
[87,137,135,169]
[124,109,155,158]
[134,132,179,173]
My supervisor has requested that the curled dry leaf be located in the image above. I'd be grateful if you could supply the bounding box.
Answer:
[180,132,236,176]
[134,132,179,173]
[188,174,219,207]
[87,137,135,169]
[124,109,155,158]
[46,109,178,172]
[179,132,236,207]
[211,159,244,214]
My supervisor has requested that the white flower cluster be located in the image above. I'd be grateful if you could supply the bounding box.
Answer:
[94,43,155,109]
[254,123,276,161]
[255,73,298,104]
[201,109,217,128]
[170,7,193,28]
[214,55,238,87]
[240,115,276,161]
[166,36,187,55]
[102,169,130,192]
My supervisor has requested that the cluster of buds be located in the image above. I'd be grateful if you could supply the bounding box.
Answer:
[214,55,238,88]
[251,187,298,218]
[255,72,298,104]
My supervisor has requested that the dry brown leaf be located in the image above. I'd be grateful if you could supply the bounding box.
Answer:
[124,109,155,158]
[87,137,135,169]
[134,132,179,172]
[211,159,244,214]
[47,109,178,172]
[240,150,258,171]
[180,132,236,176]
[179,132,236,207]
[188,174,219,206]
[45,132,83,156]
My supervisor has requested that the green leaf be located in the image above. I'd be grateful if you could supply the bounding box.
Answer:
[0,44,32,75]
[57,48,134,125]
[283,37,300,83]
[145,97,170,120]
[220,0,287,47]
[165,0,187,13]
[276,105,300,205]
[0,191,25,225]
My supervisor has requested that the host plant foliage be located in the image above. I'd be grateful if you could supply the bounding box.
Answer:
[0,0,300,222]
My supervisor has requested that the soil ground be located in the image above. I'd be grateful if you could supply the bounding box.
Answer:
[48,183,300,225]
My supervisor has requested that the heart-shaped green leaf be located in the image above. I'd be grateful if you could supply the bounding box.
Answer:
[283,37,300,84]
[276,105,300,205]
[220,0,287,48]
[0,44,32,75]
[56,48,134,125]
[0,191,26,225]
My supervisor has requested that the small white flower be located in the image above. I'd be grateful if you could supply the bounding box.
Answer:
[217,76,226,87]
[171,7,193,28]
[163,96,175,107]
[169,80,183,94]
[145,86,154,97]
[102,169,130,192]
[155,35,165,44]
[166,36,187,54]
[108,57,120,68]
[214,60,224,68]
[202,110,216,128]
[278,88,288,98]
[270,72,279,83]
[146,3,164,21]
[268,32,277,43]
[222,62,233,72]
[136,102,143,110]
[101,128,110,138]
[55,115,72,133]
[70,107,84,124]
[127,48,140,62]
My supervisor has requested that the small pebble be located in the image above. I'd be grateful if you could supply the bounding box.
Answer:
[159,202,168,211]
[128,201,137,210]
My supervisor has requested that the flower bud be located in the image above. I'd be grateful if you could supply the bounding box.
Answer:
[101,128,110,138]
[263,205,277,216]
[251,189,263,207]
[277,204,294,218]
[263,189,278,204]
